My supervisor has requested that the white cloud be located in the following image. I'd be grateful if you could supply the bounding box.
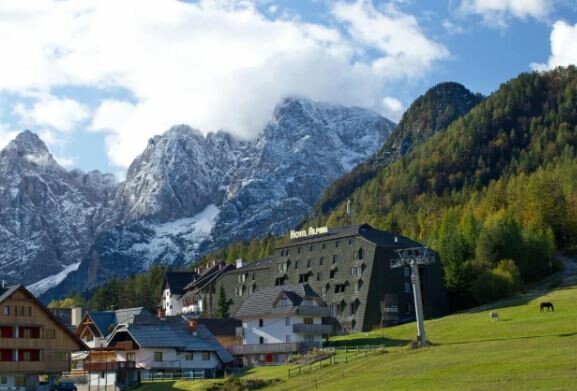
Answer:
[381,96,405,121]
[0,0,448,167]
[459,0,551,27]
[14,96,90,132]
[332,1,449,79]
[532,20,577,71]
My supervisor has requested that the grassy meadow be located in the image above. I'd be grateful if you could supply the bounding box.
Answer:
[138,285,577,391]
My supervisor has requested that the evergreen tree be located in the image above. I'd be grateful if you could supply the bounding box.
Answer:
[216,285,230,318]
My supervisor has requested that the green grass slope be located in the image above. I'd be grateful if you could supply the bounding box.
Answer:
[138,284,577,391]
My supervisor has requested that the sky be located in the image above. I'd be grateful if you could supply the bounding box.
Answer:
[0,0,576,177]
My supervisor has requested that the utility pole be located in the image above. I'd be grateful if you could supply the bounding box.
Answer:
[390,246,436,347]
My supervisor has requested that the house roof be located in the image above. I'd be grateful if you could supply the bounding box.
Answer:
[0,285,88,351]
[278,224,422,248]
[83,307,155,338]
[233,283,324,319]
[224,257,273,275]
[194,317,242,337]
[164,272,197,295]
[183,263,234,293]
[107,316,233,363]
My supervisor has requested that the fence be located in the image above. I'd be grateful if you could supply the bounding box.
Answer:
[141,369,210,381]
[287,345,385,378]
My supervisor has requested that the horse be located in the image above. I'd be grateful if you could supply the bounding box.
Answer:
[490,311,499,321]
[540,302,555,312]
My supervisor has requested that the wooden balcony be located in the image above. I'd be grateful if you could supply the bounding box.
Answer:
[296,306,331,317]
[0,360,69,373]
[292,323,333,335]
[231,341,321,355]
[109,341,137,350]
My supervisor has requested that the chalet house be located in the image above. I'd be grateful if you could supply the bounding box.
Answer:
[180,262,235,316]
[0,285,87,390]
[232,284,331,366]
[215,224,449,333]
[192,318,242,351]
[83,315,233,386]
[162,272,197,316]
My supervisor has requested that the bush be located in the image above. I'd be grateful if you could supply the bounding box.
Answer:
[471,259,521,303]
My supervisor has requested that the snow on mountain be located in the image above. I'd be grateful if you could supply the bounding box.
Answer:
[27,262,81,296]
[2,98,394,300]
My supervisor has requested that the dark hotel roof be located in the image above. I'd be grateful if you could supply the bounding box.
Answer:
[164,271,197,295]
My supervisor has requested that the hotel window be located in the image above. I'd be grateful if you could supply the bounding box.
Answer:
[404,266,410,277]
[154,352,163,362]
[317,272,322,281]
[335,284,346,294]
[348,238,352,245]
[299,273,309,283]
[202,352,210,361]
[330,269,337,279]
[2,305,9,316]
[252,272,255,281]
[332,255,338,264]
[306,259,311,268]
[404,282,411,294]
[297,247,302,254]
[309,245,313,251]
[354,280,363,292]
[259,319,264,327]
[335,241,339,248]
[319,256,324,265]
[322,243,326,249]
[294,260,299,269]
[250,284,256,294]
[184,352,194,360]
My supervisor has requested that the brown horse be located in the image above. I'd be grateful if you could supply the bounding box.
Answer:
[540,302,554,312]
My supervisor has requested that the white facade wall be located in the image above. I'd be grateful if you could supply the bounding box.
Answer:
[115,348,221,370]
[243,315,323,345]
[163,289,183,316]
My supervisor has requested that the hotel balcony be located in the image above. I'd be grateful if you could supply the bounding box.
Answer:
[231,341,321,355]
[296,305,331,317]
[292,323,333,335]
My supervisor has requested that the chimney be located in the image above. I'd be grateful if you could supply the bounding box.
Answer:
[188,319,198,335]
[71,307,82,327]
[235,258,248,269]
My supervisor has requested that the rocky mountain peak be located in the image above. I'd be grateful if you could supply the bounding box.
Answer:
[2,130,58,167]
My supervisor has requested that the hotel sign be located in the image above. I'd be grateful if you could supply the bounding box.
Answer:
[289,226,329,240]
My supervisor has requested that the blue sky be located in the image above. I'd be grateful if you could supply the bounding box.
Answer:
[0,0,576,176]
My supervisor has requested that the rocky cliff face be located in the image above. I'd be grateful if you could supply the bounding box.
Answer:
[0,98,394,299]
[0,131,116,287]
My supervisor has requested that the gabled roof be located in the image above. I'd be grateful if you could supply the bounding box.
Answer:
[82,307,155,338]
[107,316,233,363]
[234,283,324,319]
[183,263,234,293]
[224,257,273,275]
[164,271,197,295]
[0,285,88,351]
[192,317,242,337]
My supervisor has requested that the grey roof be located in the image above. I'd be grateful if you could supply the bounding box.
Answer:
[86,307,155,337]
[108,316,233,363]
[190,317,242,337]
[164,272,197,295]
[183,263,234,293]
[225,257,273,275]
[278,224,422,248]
[234,283,324,319]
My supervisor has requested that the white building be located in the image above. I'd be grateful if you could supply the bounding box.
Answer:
[232,284,332,365]
[181,262,235,315]
[161,272,197,316]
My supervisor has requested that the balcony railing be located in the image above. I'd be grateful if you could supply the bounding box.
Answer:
[84,361,137,372]
[292,323,333,335]
[109,341,137,350]
[296,306,331,317]
[0,361,70,373]
[231,341,321,355]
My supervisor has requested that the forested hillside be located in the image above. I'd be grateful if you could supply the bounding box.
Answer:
[313,67,577,308]
[312,82,483,216]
